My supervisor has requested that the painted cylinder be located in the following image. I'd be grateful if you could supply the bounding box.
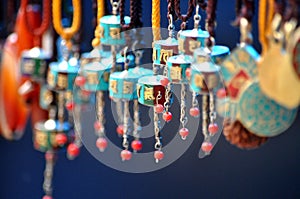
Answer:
[99,15,130,46]
[153,37,179,65]
[82,59,112,92]
[194,45,230,64]
[20,47,50,81]
[47,58,80,92]
[33,120,71,152]
[178,28,209,55]
[166,54,193,84]
[109,67,153,100]
[137,75,169,106]
[190,61,220,93]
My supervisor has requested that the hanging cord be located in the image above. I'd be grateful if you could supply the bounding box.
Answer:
[23,0,51,47]
[52,0,81,49]
[174,0,196,30]
[152,0,161,41]
[259,0,276,55]
[285,0,300,23]
[205,0,218,48]
[92,0,105,47]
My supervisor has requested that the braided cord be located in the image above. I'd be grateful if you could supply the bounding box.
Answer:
[205,0,218,47]
[152,0,161,41]
[174,0,195,29]
[52,0,81,43]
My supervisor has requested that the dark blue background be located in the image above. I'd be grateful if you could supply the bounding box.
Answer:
[1,0,300,198]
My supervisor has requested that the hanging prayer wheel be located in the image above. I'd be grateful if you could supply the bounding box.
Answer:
[99,15,130,46]
[137,75,169,106]
[153,37,179,65]
[33,120,72,152]
[194,45,230,64]
[178,28,209,56]
[20,47,51,82]
[109,67,153,100]
[166,54,192,84]
[47,59,80,92]
[190,61,220,94]
[81,59,112,92]
[80,48,112,67]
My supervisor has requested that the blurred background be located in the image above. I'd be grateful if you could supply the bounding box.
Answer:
[0,0,300,198]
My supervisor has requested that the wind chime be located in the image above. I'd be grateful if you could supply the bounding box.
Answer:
[32,0,82,198]
[218,0,298,149]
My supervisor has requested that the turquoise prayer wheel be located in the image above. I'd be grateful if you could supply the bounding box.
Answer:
[153,37,179,65]
[178,28,209,56]
[33,120,72,152]
[166,54,193,84]
[20,47,51,81]
[99,15,130,46]
[194,45,230,64]
[82,58,112,92]
[137,75,168,106]
[190,61,220,94]
[109,67,153,100]
[47,58,80,92]
[237,81,297,137]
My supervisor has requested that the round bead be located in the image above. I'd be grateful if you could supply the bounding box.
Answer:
[55,133,68,146]
[201,141,213,153]
[154,150,164,162]
[75,76,86,87]
[96,137,108,152]
[42,195,53,199]
[185,67,191,78]
[120,149,132,161]
[154,104,164,113]
[67,143,80,157]
[189,107,200,117]
[65,101,74,111]
[179,128,189,140]
[163,112,172,122]
[217,88,227,99]
[131,140,143,151]
[116,125,124,136]
[94,121,102,131]
[208,123,219,135]
[160,77,170,87]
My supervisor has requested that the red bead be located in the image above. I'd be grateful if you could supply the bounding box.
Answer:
[75,76,86,87]
[66,101,74,111]
[154,104,164,113]
[208,123,219,135]
[179,128,189,140]
[45,152,55,161]
[201,141,213,153]
[55,133,68,145]
[96,137,108,152]
[116,125,124,136]
[42,195,53,199]
[185,68,191,78]
[217,88,227,99]
[154,150,164,162]
[189,107,200,117]
[120,149,132,161]
[94,121,102,131]
[131,140,143,151]
[67,143,80,157]
[163,112,172,122]
[160,77,170,87]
